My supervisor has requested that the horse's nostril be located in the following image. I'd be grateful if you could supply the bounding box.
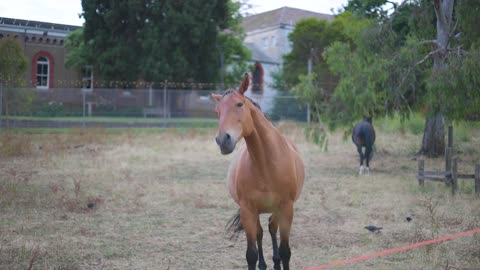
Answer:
[226,133,231,140]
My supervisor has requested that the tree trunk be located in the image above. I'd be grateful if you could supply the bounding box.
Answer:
[419,0,454,156]
[419,113,445,157]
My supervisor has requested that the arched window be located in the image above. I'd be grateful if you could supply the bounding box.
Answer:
[32,51,55,89]
[36,56,49,89]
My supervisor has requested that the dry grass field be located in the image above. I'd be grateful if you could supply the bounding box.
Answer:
[1,123,480,270]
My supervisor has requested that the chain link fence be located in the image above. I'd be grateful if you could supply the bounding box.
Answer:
[0,87,308,128]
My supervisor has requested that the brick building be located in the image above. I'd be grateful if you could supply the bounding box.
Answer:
[0,17,83,89]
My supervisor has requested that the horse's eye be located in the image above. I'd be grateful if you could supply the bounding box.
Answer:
[236,102,244,108]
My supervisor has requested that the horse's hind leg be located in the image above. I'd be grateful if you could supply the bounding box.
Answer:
[256,219,267,270]
[268,214,281,270]
[279,202,294,270]
[365,144,372,174]
[357,145,365,175]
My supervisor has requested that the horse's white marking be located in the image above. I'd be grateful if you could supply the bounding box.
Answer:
[359,165,372,176]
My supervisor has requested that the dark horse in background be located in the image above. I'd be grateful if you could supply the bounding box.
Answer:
[352,116,376,175]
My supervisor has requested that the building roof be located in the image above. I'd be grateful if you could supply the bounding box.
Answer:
[244,42,280,65]
[241,6,334,33]
[0,17,80,33]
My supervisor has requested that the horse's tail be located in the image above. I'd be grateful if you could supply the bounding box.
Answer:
[225,209,243,241]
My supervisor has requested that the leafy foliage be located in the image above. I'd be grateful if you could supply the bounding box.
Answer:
[77,0,249,84]
[425,48,480,120]
[0,38,27,84]
[281,18,348,88]
[65,28,93,69]
[0,38,31,117]
[323,10,427,126]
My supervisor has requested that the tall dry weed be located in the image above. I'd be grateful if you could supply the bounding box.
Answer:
[0,133,34,158]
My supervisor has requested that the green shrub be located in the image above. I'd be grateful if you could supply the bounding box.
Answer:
[380,113,424,135]
[304,124,328,151]
[35,101,66,117]
[453,122,471,143]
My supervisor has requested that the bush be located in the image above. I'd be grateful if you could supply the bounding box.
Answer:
[453,122,471,143]
[2,88,35,116]
[34,101,67,117]
[380,113,424,135]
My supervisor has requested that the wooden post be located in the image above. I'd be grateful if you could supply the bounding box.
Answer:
[475,164,480,194]
[445,147,453,186]
[163,80,167,124]
[451,157,458,195]
[418,159,424,187]
[448,125,453,148]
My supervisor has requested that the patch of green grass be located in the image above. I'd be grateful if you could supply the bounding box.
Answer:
[453,121,472,143]
[379,113,425,135]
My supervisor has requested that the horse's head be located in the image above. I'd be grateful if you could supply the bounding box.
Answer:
[364,116,373,124]
[211,73,254,155]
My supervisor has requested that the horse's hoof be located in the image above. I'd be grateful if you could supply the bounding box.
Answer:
[359,165,364,175]
[366,167,370,175]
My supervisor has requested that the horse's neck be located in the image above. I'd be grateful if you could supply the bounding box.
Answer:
[243,107,286,168]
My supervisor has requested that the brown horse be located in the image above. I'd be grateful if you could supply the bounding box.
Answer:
[211,74,305,270]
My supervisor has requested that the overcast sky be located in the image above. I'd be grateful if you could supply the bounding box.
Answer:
[0,0,348,26]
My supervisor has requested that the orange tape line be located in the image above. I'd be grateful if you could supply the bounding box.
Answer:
[304,228,480,270]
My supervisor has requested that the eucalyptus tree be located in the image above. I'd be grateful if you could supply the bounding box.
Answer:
[323,0,479,157]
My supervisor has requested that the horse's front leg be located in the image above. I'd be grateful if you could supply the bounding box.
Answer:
[256,219,267,270]
[241,207,259,270]
[268,214,281,270]
[279,202,294,270]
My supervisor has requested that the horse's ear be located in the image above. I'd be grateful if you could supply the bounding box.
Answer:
[210,93,222,103]
[238,73,250,95]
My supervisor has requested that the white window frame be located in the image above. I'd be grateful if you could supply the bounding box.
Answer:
[36,56,49,89]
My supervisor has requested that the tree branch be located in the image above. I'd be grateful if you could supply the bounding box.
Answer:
[417,40,442,48]
[416,48,444,65]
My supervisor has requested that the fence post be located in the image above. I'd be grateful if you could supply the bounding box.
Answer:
[418,159,424,187]
[445,147,453,185]
[148,83,153,107]
[163,80,167,124]
[451,157,457,195]
[475,164,480,195]
[82,89,86,127]
[307,103,311,123]
[448,126,453,148]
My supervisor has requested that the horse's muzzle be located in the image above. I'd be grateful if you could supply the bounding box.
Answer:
[216,132,235,155]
